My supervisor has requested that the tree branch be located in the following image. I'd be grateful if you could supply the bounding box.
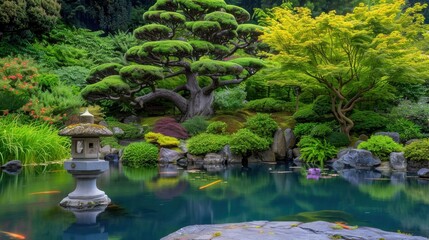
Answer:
[135,88,188,113]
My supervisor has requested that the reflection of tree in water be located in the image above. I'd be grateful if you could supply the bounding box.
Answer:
[122,167,158,182]
[358,183,405,201]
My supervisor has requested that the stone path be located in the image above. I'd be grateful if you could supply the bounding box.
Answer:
[162,221,428,240]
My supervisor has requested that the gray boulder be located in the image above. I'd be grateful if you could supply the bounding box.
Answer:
[292,148,300,158]
[203,153,226,165]
[1,160,22,171]
[353,140,364,148]
[272,128,286,159]
[259,148,276,162]
[417,168,429,178]
[219,145,242,164]
[159,148,185,163]
[112,127,124,135]
[284,128,296,149]
[333,149,381,170]
[389,152,407,171]
[123,115,140,124]
[374,132,400,143]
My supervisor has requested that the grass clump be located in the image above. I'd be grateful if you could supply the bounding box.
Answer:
[0,116,70,165]
[206,121,227,134]
[297,136,337,166]
[181,116,209,136]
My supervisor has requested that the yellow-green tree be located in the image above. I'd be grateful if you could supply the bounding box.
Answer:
[260,0,429,137]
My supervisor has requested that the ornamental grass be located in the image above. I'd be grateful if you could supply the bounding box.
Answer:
[0,116,70,165]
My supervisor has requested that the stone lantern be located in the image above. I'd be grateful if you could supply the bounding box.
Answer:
[59,109,113,209]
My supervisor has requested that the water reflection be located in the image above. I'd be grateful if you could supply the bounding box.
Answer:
[63,206,108,240]
[1,163,429,239]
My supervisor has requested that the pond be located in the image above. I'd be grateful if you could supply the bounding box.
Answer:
[1,163,429,240]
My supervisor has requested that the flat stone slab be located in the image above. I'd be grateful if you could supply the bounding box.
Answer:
[161,221,428,240]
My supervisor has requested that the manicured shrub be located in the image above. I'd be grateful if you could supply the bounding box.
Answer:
[144,132,180,148]
[386,118,422,141]
[206,121,227,134]
[244,113,278,139]
[310,123,333,138]
[404,139,429,161]
[121,142,159,168]
[0,116,70,165]
[187,133,230,155]
[390,100,429,132]
[350,110,387,133]
[326,132,350,147]
[107,119,143,139]
[245,75,269,100]
[357,135,403,161]
[153,117,188,139]
[312,95,332,116]
[54,66,90,88]
[297,136,337,166]
[229,129,270,155]
[293,122,318,138]
[293,104,319,122]
[245,97,287,112]
[181,116,209,136]
[214,86,247,111]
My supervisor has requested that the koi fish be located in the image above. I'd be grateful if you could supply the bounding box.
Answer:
[199,180,222,190]
[29,190,60,195]
[335,222,351,230]
[0,230,26,239]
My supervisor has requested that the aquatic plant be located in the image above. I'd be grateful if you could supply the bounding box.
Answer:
[0,116,70,165]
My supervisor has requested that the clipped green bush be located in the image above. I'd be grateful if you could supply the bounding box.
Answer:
[121,142,159,168]
[310,123,333,138]
[206,121,227,134]
[144,132,180,148]
[357,135,403,161]
[245,97,286,112]
[297,136,337,166]
[293,104,319,122]
[181,116,209,136]
[187,133,230,155]
[229,129,270,155]
[350,110,387,133]
[404,139,429,161]
[244,113,278,139]
[386,118,422,141]
[326,132,350,147]
[293,122,318,138]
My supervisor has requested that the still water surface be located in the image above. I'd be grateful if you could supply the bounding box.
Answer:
[1,163,429,239]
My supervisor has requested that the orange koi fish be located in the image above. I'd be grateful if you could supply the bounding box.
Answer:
[29,190,60,195]
[0,230,26,239]
[335,222,351,230]
[199,180,222,190]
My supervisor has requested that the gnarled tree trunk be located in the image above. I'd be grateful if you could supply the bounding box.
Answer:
[181,90,214,121]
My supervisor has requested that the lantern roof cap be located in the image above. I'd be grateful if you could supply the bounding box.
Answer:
[59,109,113,137]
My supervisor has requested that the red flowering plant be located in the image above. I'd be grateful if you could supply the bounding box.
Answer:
[0,57,38,115]
[0,57,77,124]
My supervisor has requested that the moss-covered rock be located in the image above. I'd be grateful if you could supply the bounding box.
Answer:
[133,24,172,41]
[87,63,123,84]
[191,59,243,76]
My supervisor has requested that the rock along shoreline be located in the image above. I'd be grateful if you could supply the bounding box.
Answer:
[161,221,428,240]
